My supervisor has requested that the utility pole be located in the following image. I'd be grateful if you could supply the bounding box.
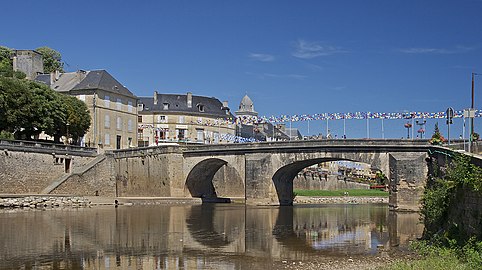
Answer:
[471,73,480,138]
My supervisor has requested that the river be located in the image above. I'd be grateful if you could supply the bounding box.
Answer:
[0,203,422,269]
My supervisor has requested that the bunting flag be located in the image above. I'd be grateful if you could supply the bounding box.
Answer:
[236,109,481,124]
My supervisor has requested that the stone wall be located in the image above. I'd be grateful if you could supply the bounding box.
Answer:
[51,156,116,197]
[294,174,370,190]
[112,147,184,197]
[0,149,95,194]
[447,187,482,239]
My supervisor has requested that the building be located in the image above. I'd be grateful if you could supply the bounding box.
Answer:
[36,70,138,150]
[137,91,235,146]
[12,50,44,80]
[235,94,289,141]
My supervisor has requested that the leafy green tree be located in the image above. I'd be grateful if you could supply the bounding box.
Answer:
[0,76,66,140]
[35,46,64,73]
[61,95,91,144]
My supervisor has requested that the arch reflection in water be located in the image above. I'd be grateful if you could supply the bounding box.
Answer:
[0,204,422,269]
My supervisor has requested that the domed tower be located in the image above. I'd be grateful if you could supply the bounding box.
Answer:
[235,94,258,117]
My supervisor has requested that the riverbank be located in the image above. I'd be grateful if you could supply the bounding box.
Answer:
[294,196,388,204]
[273,250,420,270]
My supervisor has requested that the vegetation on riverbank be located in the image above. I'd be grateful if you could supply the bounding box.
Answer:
[382,240,482,270]
[385,154,482,269]
[294,189,389,197]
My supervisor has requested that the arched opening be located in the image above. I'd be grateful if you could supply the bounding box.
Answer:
[185,158,244,202]
[273,158,386,205]
[186,158,227,199]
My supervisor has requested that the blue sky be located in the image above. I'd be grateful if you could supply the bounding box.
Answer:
[2,0,481,138]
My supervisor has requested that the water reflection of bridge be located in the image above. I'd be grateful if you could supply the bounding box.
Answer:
[0,205,423,269]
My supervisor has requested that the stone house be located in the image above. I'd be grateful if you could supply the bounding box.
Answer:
[137,91,235,146]
[36,70,138,150]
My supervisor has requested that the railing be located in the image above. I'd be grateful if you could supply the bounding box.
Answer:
[0,139,97,155]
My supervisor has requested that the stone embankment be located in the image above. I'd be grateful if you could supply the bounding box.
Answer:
[0,196,91,208]
[294,196,388,204]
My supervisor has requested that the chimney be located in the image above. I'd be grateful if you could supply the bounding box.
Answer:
[187,92,192,108]
[222,101,228,108]
[55,70,60,81]
[154,91,158,105]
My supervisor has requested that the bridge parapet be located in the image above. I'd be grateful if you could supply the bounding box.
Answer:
[0,139,97,156]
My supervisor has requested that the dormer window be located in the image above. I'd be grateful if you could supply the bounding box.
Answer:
[163,103,169,110]
[197,103,205,112]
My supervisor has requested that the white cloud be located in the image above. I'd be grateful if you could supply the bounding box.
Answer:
[248,53,275,62]
[292,39,347,59]
[398,46,474,54]
[245,72,307,80]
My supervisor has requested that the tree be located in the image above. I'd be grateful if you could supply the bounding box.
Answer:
[35,46,64,73]
[429,123,447,145]
[0,76,66,140]
[61,95,91,144]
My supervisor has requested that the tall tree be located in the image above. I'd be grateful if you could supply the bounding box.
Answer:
[35,46,64,73]
[61,95,91,144]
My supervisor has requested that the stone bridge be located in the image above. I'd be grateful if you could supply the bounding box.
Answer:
[113,139,433,211]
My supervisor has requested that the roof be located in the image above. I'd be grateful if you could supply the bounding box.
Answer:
[139,93,234,119]
[35,70,136,98]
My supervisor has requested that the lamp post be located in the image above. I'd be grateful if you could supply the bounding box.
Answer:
[446,107,454,145]
[404,122,412,139]
[416,119,426,139]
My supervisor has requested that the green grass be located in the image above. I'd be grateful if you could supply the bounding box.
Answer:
[294,189,389,197]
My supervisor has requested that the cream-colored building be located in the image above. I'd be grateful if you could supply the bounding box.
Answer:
[36,70,138,150]
[137,91,235,146]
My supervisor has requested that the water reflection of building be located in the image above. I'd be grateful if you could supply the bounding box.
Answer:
[0,205,422,269]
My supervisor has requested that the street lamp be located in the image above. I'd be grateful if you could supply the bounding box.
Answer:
[416,119,426,139]
[404,122,412,139]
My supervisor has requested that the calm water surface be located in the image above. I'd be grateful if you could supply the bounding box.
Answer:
[0,204,422,269]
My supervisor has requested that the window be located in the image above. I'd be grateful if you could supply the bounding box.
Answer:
[105,133,110,145]
[104,114,110,128]
[116,98,122,110]
[138,115,143,122]
[138,128,143,140]
[196,129,204,142]
[104,95,110,108]
[197,104,205,112]
[163,103,169,110]
[78,94,86,101]
[117,117,122,130]
[128,101,133,113]
[128,119,133,132]
[177,129,186,140]
[179,116,184,123]
[157,115,167,123]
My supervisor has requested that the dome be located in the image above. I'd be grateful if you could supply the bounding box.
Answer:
[235,94,258,117]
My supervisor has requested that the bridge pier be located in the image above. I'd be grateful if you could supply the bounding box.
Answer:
[388,153,428,211]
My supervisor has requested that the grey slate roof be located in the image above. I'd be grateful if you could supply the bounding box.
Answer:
[139,94,234,119]
[35,70,136,98]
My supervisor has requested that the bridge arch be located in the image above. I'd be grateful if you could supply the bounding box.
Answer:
[271,152,389,205]
[185,157,244,200]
